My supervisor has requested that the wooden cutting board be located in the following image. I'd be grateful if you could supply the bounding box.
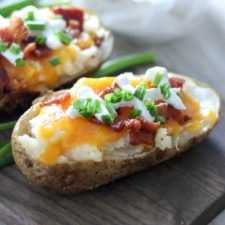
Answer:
[1,10,225,225]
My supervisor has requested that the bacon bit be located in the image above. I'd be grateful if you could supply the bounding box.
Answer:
[169,77,185,88]
[95,37,104,48]
[159,104,191,125]
[168,105,191,125]
[130,130,154,145]
[23,42,36,58]
[0,17,28,44]
[140,118,160,133]
[53,7,84,31]
[42,91,71,106]
[31,45,51,58]
[99,87,114,98]
[68,20,80,29]
[0,61,9,98]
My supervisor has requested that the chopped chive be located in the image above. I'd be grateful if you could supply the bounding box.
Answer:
[104,93,113,103]
[134,86,146,100]
[0,42,7,52]
[122,90,133,102]
[155,116,166,124]
[101,114,113,124]
[152,72,163,86]
[73,98,101,118]
[25,21,46,31]
[106,103,117,118]
[55,31,73,45]
[25,11,35,21]
[160,83,171,99]
[145,100,158,117]
[16,58,25,67]
[35,35,46,45]
[139,82,147,89]
[49,56,61,67]
[130,109,141,117]
[111,89,122,103]
[9,43,21,55]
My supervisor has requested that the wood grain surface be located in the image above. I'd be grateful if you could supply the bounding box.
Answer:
[1,3,225,225]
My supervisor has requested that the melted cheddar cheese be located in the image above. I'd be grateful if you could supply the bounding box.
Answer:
[36,77,216,165]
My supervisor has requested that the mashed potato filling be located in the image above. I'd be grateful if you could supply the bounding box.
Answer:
[18,68,218,165]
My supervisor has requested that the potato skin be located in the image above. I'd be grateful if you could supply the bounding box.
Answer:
[0,11,113,114]
[12,74,221,195]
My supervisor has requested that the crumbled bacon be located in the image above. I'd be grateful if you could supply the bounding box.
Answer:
[99,87,115,98]
[0,17,28,44]
[169,77,185,88]
[42,91,71,106]
[23,42,36,59]
[158,104,191,125]
[53,7,84,31]
[0,61,9,98]
[31,45,51,58]
[130,130,154,145]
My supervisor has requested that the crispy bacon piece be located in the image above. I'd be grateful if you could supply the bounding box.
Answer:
[111,117,158,146]
[0,17,28,44]
[158,104,191,125]
[0,61,9,98]
[42,91,71,107]
[99,87,114,98]
[24,42,36,59]
[53,7,84,31]
[31,45,51,58]
[169,77,185,88]
[130,130,154,145]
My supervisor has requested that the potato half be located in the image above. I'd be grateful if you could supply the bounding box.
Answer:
[12,74,221,194]
[0,6,113,113]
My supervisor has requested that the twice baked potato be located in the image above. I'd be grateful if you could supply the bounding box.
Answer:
[12,66,220,194]
[0,5,113,113]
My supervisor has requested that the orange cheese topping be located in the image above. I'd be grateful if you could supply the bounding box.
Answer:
[39,77,126,165]
[5,45,77,92]
[37,77,214,165]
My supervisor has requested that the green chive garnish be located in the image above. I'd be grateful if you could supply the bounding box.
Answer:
[15,58,25,67]
[104,93,113,103]
[152,72,163,86]
[35,35,46,45]
[101,114,113,124]
[49,56,61,67]
[25,21,46,31]
[130,109,141,117]
[111,88,122,103]
[122,90,133,102]
[73,98,101,119]
[55,31,73,45]
[25,11,35,21]
[160,83,171,99]
[106,103,117,118]
[145,100,158,117]
[0,42,7,52]
[10,43,21,55]
[134,86,146,100]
